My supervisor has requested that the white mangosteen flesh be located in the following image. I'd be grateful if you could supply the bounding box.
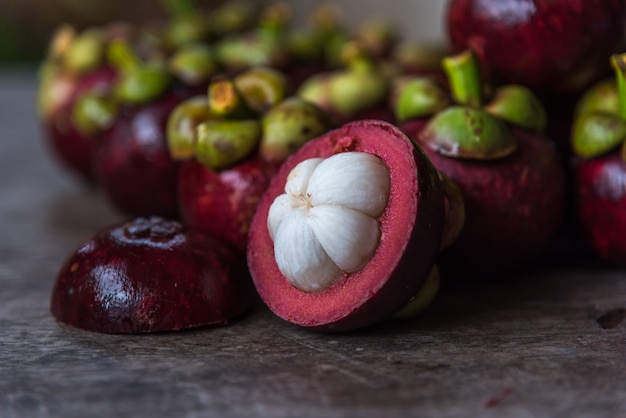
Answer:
[267,152,391,293]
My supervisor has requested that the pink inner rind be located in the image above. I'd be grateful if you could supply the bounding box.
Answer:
[247,120,445,332]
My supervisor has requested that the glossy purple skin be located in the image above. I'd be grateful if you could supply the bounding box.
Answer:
[575,152,626,266]
[402,119,567,279]
[447,0,626,96]
[92,93,184,218]
[51,217,255,334]
[177,156,278,254]
[42,67,117,182]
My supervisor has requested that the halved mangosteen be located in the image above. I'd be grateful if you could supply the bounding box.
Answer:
[51,217,255,334]
[247,119,447,332]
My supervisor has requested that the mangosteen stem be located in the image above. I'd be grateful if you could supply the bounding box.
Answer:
[442,50,483,108]
[610,53,626,120]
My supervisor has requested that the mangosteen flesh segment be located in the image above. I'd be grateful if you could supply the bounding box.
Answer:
[247,119,446,332]
[267,152,391,292]
[51,217,254,333]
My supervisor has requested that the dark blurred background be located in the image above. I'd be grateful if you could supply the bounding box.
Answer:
[0,0,445,65]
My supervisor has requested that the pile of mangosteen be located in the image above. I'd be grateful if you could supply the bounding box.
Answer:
[40,0,626,334]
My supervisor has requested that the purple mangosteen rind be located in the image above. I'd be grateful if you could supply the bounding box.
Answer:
[446,0,626,95]
[402,118,567,278]
[247,119,446,332]
[575,153,626,266]
[177,155,279,254]
[50,217,255,334]
[91,92,185,218]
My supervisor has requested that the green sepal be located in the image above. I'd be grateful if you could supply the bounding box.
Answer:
[208,77,255,119]
[168,43,217,86]
[328,68,389,116]
[195,119,261,170]
[571,112,626,159]
[484,85,547,132]
[207,1,255,37]
[164,14,210,50]
[260,97,331,162]
[166,95,216,160]
[214,32,286,71]
[575,79,619,117]
[107,40,172,105]
[72,91,118,136]
[234,67,290,114]
[419,106,517,159]
[297,72,331,111]
[114,65,172,104]
[394,77,450,122]
[65,28,105,75]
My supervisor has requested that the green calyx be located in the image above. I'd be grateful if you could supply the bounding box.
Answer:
[484,85,547,132]
[168,43,217,86]
[207,1,255,37]
[195,119,261,170]
[214,31,287,71]
[419,106,517,159]
[575,79,619,117]
[72,91,118,136]
[327,45,390,116]
[398,49,555,159]
[571,53,626,160]
[571,113,626,159]
[164,14,209,50]
[394,77,450,122]
[234,67,290,114]
[208,77,255,119]
[330,69,389,115]
[260,97,331,162]
[64,28,106,75]
[107,40,172,105]
[166,95,216,160]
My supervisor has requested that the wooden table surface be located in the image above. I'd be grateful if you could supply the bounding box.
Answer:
[1,70,625,418]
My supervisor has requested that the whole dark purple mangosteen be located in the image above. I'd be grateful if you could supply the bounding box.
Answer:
[446,0,626,96]
[570,53,626,266]
[38,25,123,182]
[396,50,567,280]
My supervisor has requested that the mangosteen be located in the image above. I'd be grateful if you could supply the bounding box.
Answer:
[247,119,449,332]
[571,53,626,266]
[88,39,218,218]
[446,0,626,96]
[38,24,122,182]
[396,50,567,279]
[168,68,331,253]
[51,217,254,333]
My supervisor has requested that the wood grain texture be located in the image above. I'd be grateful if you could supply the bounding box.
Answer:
[1,70,625,418]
